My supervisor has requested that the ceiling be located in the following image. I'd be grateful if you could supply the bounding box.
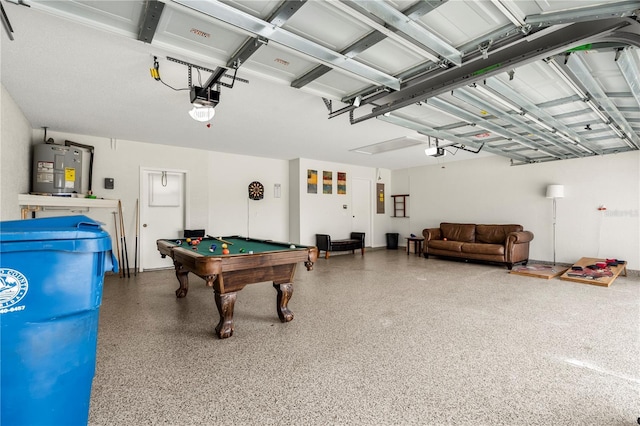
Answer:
[2,0,640,170]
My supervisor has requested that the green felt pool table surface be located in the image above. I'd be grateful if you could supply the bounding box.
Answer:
[160,236,310,256]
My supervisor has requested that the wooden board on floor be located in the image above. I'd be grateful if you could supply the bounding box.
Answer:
[510,264,568,279]
[559,257,627,287]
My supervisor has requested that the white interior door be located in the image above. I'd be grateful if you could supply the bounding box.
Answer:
[140,168,186,271]
[351,178,371,247]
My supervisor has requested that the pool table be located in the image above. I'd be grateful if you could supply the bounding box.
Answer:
[157,236,318,339]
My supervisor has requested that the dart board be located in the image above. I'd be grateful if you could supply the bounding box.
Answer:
[248,181,264,200]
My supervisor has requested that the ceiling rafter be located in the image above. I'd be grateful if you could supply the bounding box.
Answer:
[173,0,401,90]
[452,87,574,158]
[563,53,640,149]
[525,0,640,27]
[377,113,529,163]
[350,17,633,124]
[293,0,447,93]
[427,96,564,160]
[483,77,604,155]
[226,0,306,69]
[343,0,462,66]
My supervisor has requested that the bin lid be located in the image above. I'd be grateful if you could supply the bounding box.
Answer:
[0,215,109,242]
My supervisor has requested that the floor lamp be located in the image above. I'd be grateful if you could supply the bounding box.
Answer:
[546,184,564,265]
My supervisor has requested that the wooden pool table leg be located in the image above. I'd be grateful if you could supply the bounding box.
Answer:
[214,292,237,339]
[273,282,294,322]
[173,261,189,298]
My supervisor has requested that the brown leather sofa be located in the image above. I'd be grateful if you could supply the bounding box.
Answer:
[422,223,534,269]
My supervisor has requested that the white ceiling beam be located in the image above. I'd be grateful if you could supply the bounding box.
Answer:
[173,0,401,90]
[616,47,640,116]
[427,96,564,159]
[328,1,441,64]
[565,53,640,149]
[490,0,527,29]
[484,77,603,155]
[344,0,462,66]
[454,87,580,157]
[377,113,527,162]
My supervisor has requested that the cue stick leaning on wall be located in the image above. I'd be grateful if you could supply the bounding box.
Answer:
[134,198,139,276]
[118,200,131,278]
[112,211,123,278]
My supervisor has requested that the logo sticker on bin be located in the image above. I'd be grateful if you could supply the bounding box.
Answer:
[0,268,28,314]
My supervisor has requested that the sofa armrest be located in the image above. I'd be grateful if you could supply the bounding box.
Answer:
[350,232,365,247]
[506,231,534,245]
[315,234,331,251]
[423,228,441,241]
[505,231,534,265]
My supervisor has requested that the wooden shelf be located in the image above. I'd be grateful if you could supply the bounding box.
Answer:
[19,194,119,218]
[391,194,409,218]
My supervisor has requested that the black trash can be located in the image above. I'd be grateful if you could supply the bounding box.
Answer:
[386,233,399,249]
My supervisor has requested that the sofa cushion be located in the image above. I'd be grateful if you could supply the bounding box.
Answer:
[476,224,523,244]
[461,243,504,256]
[428,240,464,252]
[440,223,476,243]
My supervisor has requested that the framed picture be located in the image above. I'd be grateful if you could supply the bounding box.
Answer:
[337,172,346,195]
[307,169,317,194]
[377,183,385,214]
[323,171,332,194]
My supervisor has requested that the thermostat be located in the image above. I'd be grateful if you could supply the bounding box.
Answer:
[104,178,114,189]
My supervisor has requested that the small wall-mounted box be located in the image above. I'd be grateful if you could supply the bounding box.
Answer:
[104,178,114,189]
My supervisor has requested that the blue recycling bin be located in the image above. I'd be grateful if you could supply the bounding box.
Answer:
[0,215,117,425]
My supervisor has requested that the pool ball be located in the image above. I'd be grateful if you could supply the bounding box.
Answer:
[210,244,217,252]
[289,244,296,248]
[239,248,245,253]
[222,248,230,255]
[186,238,191,243]
[248,250,253,254]
[221,243,228,249]
[175,240,182,245]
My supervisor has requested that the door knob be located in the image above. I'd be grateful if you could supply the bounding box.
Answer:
[143,224,148,227]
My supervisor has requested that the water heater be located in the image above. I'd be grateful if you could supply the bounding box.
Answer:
[32,144,82,195]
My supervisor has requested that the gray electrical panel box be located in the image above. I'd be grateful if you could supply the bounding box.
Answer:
[32,144,82,195]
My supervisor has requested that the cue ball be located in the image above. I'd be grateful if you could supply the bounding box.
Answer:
[248,250,253,254]
[290,244,296,248]
[221,243,228,249]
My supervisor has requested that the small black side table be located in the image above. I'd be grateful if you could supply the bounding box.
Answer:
[406,237,425,256]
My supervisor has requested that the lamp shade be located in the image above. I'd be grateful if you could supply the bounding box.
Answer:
[546,184,564,199]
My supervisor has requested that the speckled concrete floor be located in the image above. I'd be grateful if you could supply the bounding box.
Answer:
[89,250,639,425]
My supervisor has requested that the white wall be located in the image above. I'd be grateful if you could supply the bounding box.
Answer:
[2,120,292,268]
[293,158,389,248]
[1,85,32,221]
[20,131,212,248]
[394,153,640,269]
[207,151,289,241]
[5,82,637,268]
